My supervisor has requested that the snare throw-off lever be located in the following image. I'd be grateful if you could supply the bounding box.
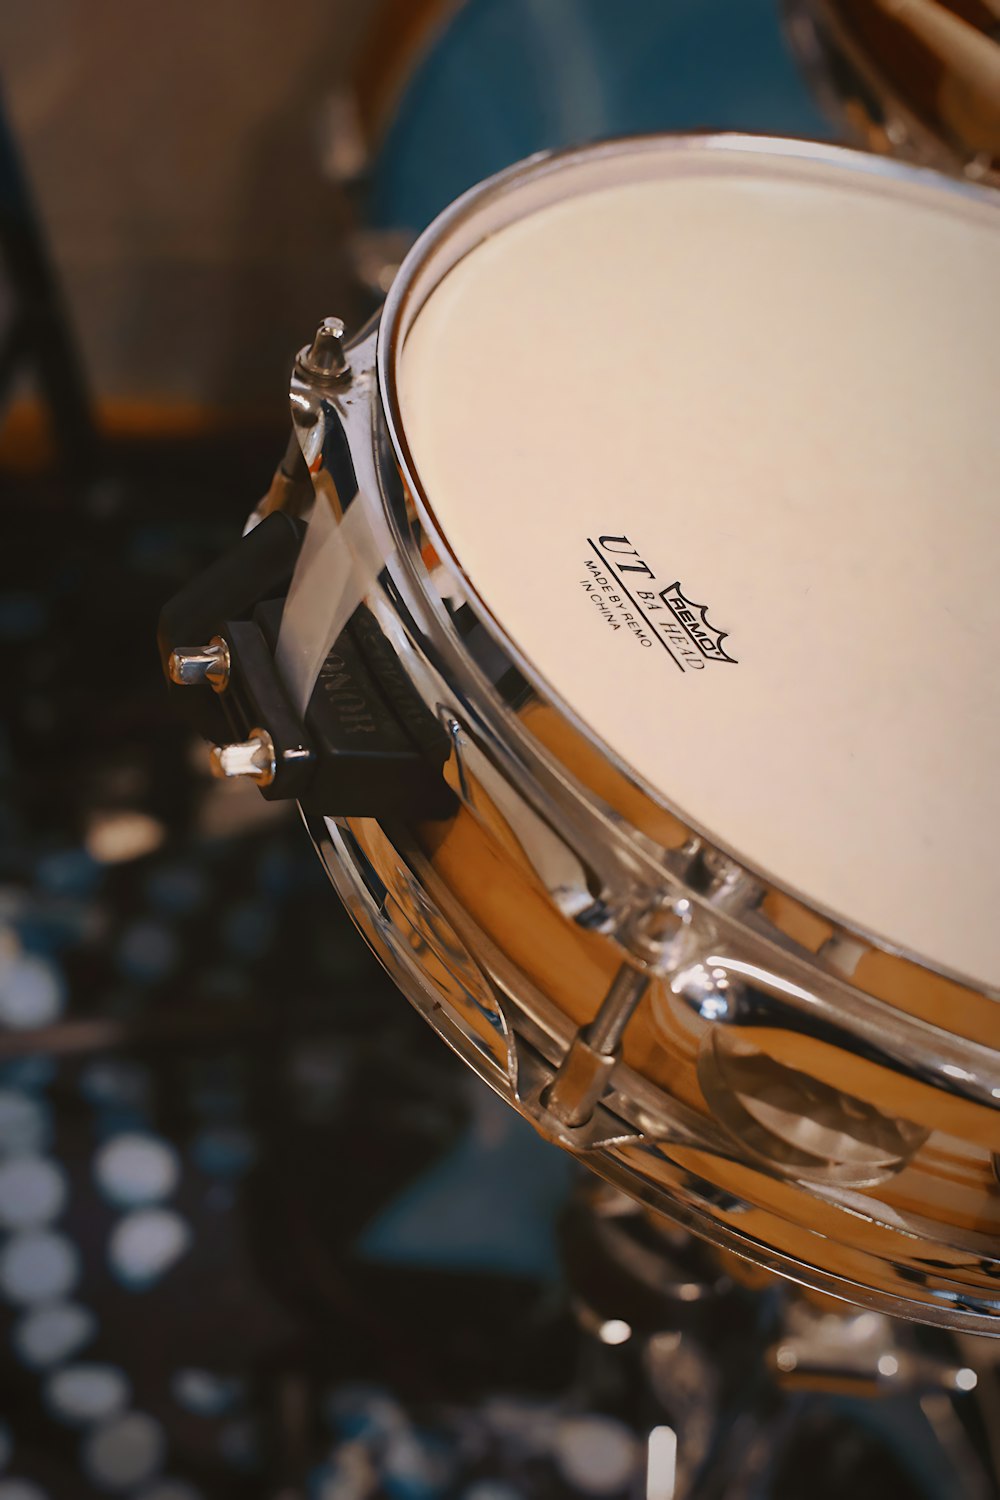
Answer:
[157,328,454,822]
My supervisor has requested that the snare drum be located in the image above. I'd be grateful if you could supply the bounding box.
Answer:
[161,133,1000,1332]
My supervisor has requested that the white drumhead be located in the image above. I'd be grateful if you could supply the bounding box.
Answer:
[395,145,1000,985]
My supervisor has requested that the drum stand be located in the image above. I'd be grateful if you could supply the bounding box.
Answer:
[560,1181,1000,1500]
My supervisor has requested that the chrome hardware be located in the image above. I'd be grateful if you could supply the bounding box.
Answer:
[697,1031,929,1186]
[624,895,697,974]
[544,965,650,1128]
[698,847,763,913]
[666,951,1000,1128]
[662,949,933,1185]
[515,1042,642,1152]
[543,1041,618,1130]
[296,316,350,382]
[208,729,276,787]
[769,1305,980,1399]
[167,637,230,692]
[670,961,742,1023]
[587,965,651,1056]
[313,811,1000,1333]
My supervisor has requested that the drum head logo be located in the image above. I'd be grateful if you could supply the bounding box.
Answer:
[583,535,738,673]
[659,582,737,665]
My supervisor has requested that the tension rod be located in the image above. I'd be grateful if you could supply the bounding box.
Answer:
[543,965,650,1129]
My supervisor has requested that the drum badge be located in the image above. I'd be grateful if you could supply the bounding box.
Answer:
[659,583,737,664]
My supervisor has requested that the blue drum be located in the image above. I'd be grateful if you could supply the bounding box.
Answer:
[363,0,833,234]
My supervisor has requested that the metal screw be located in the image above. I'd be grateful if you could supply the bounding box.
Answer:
[168,637,230,692]
[297,316,349,380]
[209,729,276,787]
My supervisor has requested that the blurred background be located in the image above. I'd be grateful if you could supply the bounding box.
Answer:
[0,2,997,1497]
[0,0,831,429]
